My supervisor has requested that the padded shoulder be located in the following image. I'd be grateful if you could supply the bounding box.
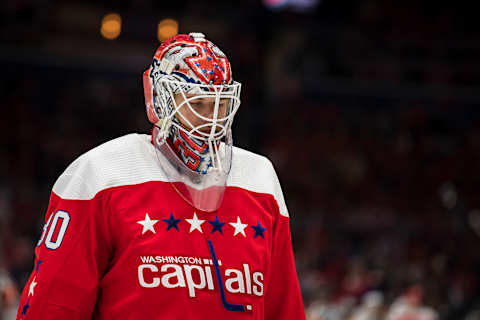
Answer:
[52,135,289,217]
[52,134,167,200]
[228,147,289,217]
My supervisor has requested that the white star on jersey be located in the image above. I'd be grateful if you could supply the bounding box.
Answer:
[185,212,205,233]
[137,213,159,234]
[229,216,248,237]
[28,277,37,296]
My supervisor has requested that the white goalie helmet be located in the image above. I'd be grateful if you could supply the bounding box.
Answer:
[142,32,242,212]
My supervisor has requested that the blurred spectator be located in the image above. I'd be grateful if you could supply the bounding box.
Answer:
[0,267,18,320]
[385,285,438,320]
[350,291,385,320]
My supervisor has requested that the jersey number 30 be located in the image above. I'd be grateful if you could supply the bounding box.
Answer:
[37,210,71,250]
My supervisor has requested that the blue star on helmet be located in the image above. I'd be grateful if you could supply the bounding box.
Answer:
[207,56,212,61]
[251,221,266,239]
[162,213,181,232]
[209,216,226,234]
[202,68,207,73]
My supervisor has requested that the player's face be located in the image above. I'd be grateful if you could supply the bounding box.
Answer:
[174,93,228,133]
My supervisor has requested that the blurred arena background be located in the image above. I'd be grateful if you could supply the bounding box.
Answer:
[1,0,480,319]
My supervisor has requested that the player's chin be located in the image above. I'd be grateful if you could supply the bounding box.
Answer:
[179,121,226,139]
[198,126,226,136]
[191,122,226,134]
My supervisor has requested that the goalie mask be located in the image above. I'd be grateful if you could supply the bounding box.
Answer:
[143,32,242,212]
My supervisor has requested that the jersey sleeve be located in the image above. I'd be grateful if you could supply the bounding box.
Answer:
[264,162,306,320]
[16,167,113,320]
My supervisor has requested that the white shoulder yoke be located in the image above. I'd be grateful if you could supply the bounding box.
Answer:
[52,134,289,217]
[228,146,289,217]
[52,134,167,200]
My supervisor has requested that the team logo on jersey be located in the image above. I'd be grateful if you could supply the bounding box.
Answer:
[135,211,266,312]
[137,255,263,298]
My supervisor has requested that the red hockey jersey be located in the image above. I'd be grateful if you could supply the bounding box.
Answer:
[16,134,305,319]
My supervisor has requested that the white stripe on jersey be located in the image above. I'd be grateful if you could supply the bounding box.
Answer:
[53,134,289,217]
